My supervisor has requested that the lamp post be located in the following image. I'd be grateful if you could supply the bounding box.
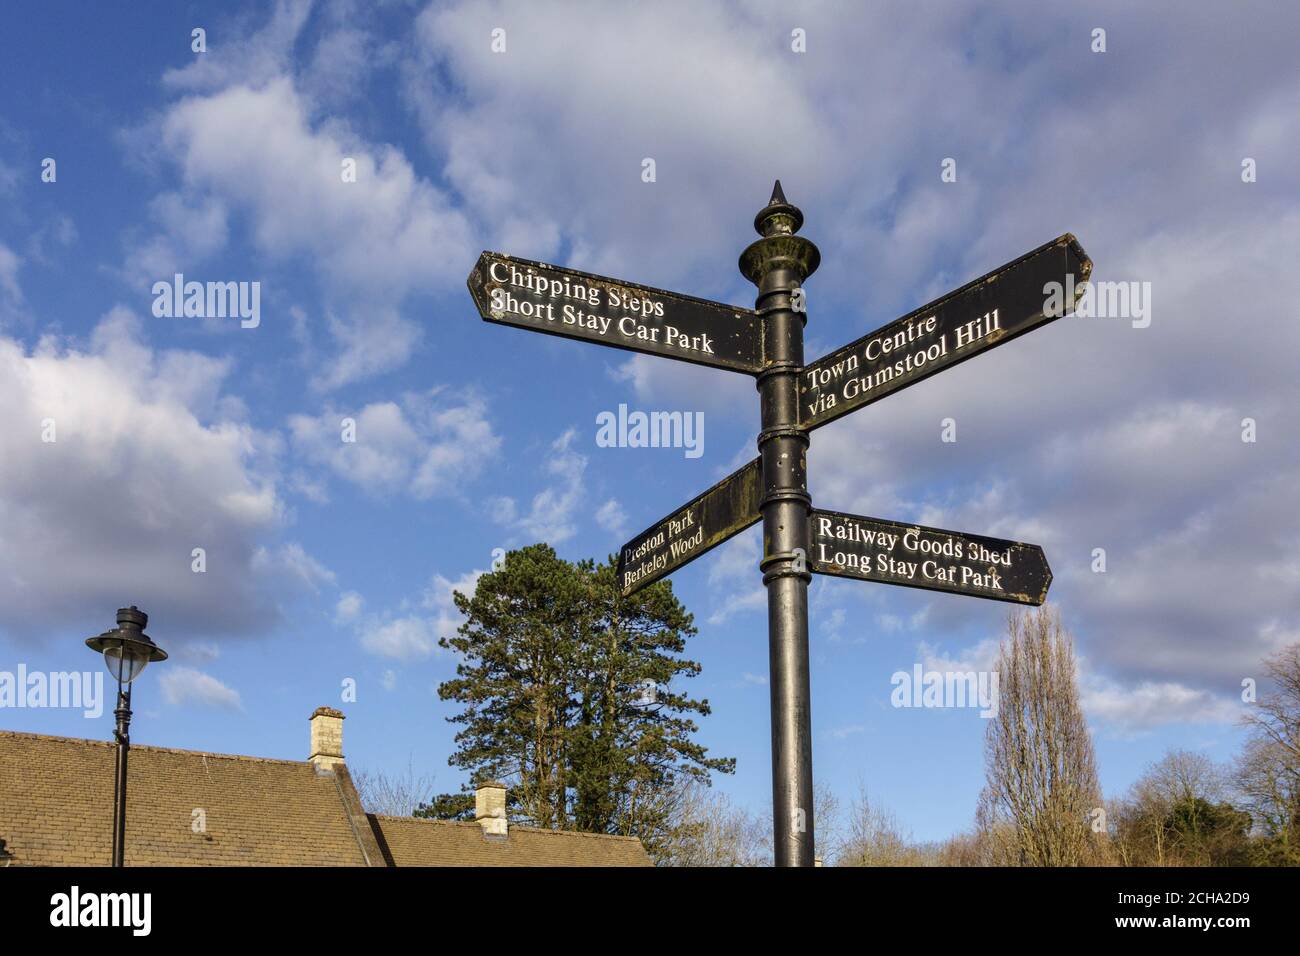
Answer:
[85,606,167,867]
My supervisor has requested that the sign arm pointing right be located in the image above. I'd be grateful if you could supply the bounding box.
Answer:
[800,234,1092,429]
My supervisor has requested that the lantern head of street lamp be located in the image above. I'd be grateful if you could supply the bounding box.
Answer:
[85,606,167,685]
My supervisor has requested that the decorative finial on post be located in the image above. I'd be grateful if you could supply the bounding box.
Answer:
[754,179,804,238]
[740,181,819,286]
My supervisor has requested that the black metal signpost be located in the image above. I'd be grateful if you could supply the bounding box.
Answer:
[467,182,1091,866]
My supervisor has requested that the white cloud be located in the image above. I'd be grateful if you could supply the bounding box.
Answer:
[25,215,78,264]
[705,528,764,625]
[912,634,1243,734]
[162,0,313,94]
[492,429,588,545]
[153,75,475,387]
[360,615,439,661]
[708,527,759,586]
[357,568,483,661]
[0,242,23,303]
[289,390,499,500]
[708,587,766,627]
[408,1,830,285]
[610,354,756,419]
[1082,676,1242,734]
[917,638,1002,676]
[594,498,628,538]
[252,542,336,593]
[121,191,230,284]
[335,591,364,623]
[174,642,220,665]
[160,666,243,711]
[0,309,306,640]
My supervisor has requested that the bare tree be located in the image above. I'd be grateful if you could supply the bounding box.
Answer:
[931,830,988,866]
[656,780,770,866]
[1136,749,1227,805]
[1111,750,1247,866]
[836,785,926,866]
[353,759,437,817]
[1237,644,1300,863]
[812,780,844,865]
[977,607,1103,866]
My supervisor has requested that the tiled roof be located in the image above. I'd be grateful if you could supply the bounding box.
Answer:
[370,815,653,867]
[0,730,381,866]
[0,728,654,867]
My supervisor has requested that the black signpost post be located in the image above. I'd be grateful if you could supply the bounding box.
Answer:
[739,184,820,867]
[467,182,1091,866]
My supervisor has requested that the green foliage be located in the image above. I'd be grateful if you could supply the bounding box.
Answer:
[418,544,733,855]
[1161,796,1253,867]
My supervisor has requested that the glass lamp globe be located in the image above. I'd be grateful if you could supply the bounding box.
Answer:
[85,607,167,685]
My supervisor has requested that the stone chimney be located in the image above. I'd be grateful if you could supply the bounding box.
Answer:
[474,781,508,838]
[309,706,345,771]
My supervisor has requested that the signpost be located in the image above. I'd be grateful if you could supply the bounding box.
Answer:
[467,252,763,374]
[800,235,1090,430]
[617,457,761,596]
[468,181,1091,866]
[808,510,1052,606]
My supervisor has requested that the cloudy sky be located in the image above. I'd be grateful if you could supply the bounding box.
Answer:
[1,0,1297,841]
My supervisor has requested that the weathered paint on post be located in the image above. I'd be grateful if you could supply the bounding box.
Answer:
[741,181,820,868]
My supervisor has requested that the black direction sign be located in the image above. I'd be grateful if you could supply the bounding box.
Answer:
[618,458,762,596]
[808,509,1052,605]
[467,251,763,374]
[801,234,1091,430]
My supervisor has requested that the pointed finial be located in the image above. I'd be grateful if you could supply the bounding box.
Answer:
[754,180,803,237]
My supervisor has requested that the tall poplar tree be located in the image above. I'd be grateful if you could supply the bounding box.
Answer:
[420,544,733,853]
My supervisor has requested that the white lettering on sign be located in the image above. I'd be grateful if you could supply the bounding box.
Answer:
[802,309,1001,422]
[621,503,706,592]
[486,258,720,358]
[812,513,1016,594]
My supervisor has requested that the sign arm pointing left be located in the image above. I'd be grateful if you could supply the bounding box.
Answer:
[617,457,762,596]
[467,251,765,374]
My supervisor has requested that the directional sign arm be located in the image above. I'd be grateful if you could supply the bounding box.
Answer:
[617,457,762,596]
[801,234,1092,429]
[468,251,764,374]
[807,509,1052,605]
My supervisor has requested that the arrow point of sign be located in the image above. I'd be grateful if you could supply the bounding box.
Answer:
[1062,233,1093,283]
[466,251,491,309]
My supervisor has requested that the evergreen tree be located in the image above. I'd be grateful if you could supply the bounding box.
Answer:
[419,544,732,854]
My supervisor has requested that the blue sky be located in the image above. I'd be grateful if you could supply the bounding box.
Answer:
[2,1,1298,844]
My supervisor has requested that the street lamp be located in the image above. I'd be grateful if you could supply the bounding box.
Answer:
[85,606,167,867]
